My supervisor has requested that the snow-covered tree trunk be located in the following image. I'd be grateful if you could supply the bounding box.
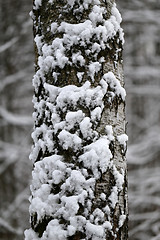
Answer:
[25,0,128,239]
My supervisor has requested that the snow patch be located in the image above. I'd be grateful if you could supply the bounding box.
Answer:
[34,0,42,10]
[117,133,128,146]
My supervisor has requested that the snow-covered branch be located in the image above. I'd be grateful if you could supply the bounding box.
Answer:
[0,107,33,126]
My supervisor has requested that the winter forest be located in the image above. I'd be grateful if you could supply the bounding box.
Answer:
[0,0,160,239]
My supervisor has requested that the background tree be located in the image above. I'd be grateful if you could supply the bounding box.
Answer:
[24,0,128,239]
[0,0,33,239]
[118,1,160,239]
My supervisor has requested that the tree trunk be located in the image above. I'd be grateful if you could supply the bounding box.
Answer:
[25,0,128,239]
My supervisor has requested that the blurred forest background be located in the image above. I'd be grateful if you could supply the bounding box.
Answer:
[0,0,160,239]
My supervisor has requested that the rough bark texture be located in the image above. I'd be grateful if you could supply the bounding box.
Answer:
[25,0,128,239]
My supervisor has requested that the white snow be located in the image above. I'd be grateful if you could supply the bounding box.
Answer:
[65,110,84,129]
[79,137,112,179]
[117,134,128,154]
[100,193,106,201]
[67,225,76,236]
[88,62,101,81]
[91,107,102,122]
[24,229,39,240]
[86,222,104,238]
[77,72,84,82]
[52,170,65,184]
[103,205,110,215]
[43,220,68,240]
[34,0,42,10]
[89,5,105,26]
[105,125,114,141]
[117,133,128,146]
[58,129,82,151]
[51,22,58,34]
[34,35,43,55]
[80,117,93,139]
[102,72,126,101]
[109,186,118,208]
[72,52,85,66]
[119,214,126,228]
[61,195,79,218]
[113,166,124,190]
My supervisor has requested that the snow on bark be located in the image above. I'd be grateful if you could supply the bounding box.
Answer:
[25,0,128,239]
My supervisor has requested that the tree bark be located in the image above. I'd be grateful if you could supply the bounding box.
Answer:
[25,0,128,239]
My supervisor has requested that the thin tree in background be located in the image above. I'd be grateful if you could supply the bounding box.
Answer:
[25,0,128,239]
